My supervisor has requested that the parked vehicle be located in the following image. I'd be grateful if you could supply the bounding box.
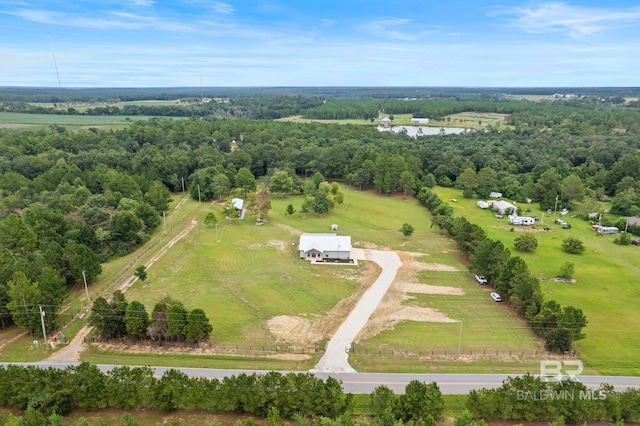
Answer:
[490,292,502,302]
[632,239,640,245]
[562,223,571,229]
[474,274,488,285]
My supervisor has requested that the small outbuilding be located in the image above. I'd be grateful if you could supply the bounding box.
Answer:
[489,192,503,198]
[298,233,351,260]
[477,200,490,209]
[493,200,517,215]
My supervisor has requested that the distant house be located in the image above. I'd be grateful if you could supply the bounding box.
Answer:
[477,201,490,209]
[410,117,429,124]
[489,192,503,198]
[626,217,640,228]
[508,215,535,226]
[298,233,351,260]
[379,117,392,128]
[493,200,517,215]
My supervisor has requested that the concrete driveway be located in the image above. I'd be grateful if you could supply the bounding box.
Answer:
[312,249,401,373]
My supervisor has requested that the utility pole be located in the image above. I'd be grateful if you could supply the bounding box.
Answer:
[39,305,48,347]
[197,184,201,203]
[163,211,166,235]
[82,270,90,305]
[181,177,185,193]
[554,194,559,214]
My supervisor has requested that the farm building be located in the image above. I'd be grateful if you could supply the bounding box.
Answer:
[298,233,351,260]
[493,200,517,215]
[508,215,535,226]
[477,200,490,209]
[410,117,429,124]
[489,192,503,198]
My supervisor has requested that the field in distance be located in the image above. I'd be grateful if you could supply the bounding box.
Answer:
[0,112,158,131]
[433,187,640,376]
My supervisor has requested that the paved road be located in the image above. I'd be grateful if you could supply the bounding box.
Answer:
[312,249,402,373]
[6,363,639,395]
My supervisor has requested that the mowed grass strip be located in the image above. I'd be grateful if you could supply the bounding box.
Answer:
[433,187,640,375]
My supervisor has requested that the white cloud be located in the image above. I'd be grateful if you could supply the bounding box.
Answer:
[500,2,640,38]
[361,18,416,40]
[212,1,234,14]
[131,0,155,6]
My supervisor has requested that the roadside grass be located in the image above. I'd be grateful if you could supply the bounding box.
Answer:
[432,187,640,375]
[80,346,313,371]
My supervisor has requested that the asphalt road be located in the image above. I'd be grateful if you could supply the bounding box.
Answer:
[8,362,639,395]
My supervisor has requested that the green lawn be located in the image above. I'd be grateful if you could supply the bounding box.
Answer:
[432,187,640,375]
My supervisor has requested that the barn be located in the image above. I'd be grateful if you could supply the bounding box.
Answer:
[298,233,351,260]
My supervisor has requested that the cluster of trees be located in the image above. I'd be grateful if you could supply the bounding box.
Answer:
[467,375,640,423]
[299,173,345,217]
[89,292,212,344]
[0,363,352,418]
[369,381,445,424]
[417,188,587,352]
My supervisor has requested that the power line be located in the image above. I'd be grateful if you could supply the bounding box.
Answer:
[48,32,62,89]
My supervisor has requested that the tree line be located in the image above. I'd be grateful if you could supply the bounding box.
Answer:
[88,292,213,343]
[417,188,587,352]
[0,363,351,418]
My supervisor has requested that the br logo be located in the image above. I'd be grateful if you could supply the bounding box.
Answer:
[540,360,584,382]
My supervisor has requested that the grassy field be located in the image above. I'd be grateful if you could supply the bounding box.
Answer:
[432,187,640,375]
[0,112,159,131]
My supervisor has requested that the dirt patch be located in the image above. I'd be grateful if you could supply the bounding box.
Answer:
[403,283,464,295]
[275,223,303,236]
[540,277,578,283]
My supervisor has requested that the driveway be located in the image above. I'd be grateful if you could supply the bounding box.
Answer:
[312,249,401,373]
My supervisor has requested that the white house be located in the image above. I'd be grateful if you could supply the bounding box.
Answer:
[508,215,535,226]
[298,233,351,260]
[493,200,517,215]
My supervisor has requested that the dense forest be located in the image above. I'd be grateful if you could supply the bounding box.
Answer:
[2,94,640,343]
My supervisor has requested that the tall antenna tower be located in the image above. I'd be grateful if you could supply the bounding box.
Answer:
[48,32,62,88]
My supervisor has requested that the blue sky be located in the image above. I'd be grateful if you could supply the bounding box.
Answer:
[1,0,640,87]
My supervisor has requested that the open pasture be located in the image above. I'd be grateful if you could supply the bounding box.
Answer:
[0,112,156,131]
[433,187,640,375]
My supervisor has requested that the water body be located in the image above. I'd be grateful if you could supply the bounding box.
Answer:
[379,125,471,137]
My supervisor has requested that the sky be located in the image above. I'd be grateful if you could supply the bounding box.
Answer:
[1,0,640,87]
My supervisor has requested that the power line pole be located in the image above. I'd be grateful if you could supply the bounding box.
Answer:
[197,184,201,203]
[163,211,166,235]
[39,305,48,347]
[82,270,90,305]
